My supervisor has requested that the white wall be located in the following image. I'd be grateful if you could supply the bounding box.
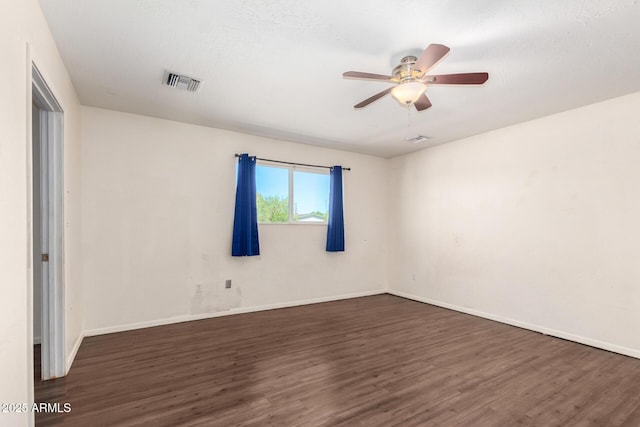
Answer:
[81,107,388,334]
[0,0,83,425]
[389,91,640,358]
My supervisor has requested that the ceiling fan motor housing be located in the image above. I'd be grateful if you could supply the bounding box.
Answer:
[392,56,423,83]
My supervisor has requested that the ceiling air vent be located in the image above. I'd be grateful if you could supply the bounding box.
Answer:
[164,71,201,92]
[405,135,431,144]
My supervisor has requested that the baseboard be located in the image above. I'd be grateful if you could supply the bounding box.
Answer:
[84,289,386,337]
[388,289,640,360]
[66,333,84,374]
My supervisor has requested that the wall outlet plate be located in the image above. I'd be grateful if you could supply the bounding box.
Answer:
[225,279,232,289]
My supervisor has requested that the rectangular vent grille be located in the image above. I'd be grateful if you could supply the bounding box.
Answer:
[406,135,431,144]
[165,72,201,92]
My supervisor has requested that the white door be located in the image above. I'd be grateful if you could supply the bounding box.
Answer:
[32,64,65,380]
[32,102,43,350]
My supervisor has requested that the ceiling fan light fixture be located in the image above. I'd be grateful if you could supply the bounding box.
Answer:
[344,43,487,111]
[391,81,427,106]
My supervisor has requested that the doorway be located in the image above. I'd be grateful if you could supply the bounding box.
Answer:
[32,64,65,381]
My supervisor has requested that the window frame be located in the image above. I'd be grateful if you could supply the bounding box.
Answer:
[256,161,329,226]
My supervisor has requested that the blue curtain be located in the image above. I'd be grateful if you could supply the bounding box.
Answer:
[232,154,260,256]
[326,166,345,252]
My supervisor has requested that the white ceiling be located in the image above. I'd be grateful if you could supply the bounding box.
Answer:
[39,0,640,158]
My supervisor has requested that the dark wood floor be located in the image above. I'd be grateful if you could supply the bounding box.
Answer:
[35,294,640,426]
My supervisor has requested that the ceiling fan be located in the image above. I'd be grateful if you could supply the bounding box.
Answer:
[343,44,488,111]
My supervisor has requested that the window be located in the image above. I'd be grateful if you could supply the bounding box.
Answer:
[255,165,289,223]
[256,164,329,224]
[293,170,329,222]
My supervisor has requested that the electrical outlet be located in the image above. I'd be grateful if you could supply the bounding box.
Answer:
[225,279,232,289]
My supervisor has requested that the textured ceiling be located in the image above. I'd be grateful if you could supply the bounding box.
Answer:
[39,0,640,158]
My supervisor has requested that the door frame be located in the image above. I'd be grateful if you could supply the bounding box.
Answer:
[32,63,65,380]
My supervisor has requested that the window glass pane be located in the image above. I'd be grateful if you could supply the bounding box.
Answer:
[256,165,289,223]
[293,170,329,222]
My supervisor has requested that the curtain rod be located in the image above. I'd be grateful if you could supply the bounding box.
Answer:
[234,154,351,171]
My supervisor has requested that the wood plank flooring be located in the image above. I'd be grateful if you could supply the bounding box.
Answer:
[35,294,640,426]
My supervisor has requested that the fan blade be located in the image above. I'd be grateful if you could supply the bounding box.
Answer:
[414,93,432,111]
[343,71,393,82]
[414,44,450,74]
[425,72,489,85]
[354,87,393,108]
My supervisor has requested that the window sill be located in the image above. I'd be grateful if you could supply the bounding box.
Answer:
[258,222,328,226]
